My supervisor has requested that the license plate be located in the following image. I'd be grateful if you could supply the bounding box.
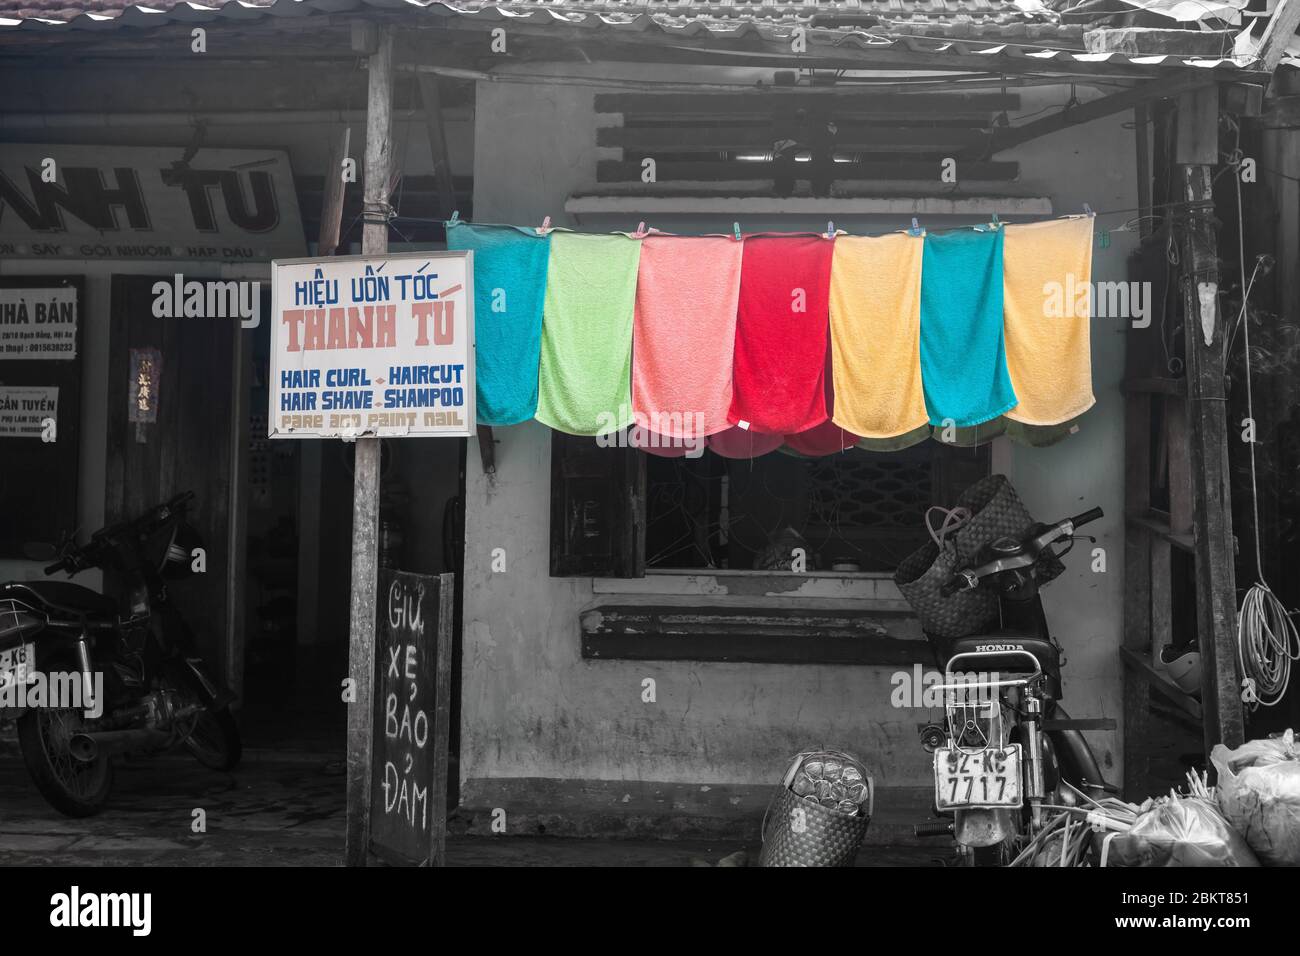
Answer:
[934,745,1022,810]
[0,643,33,691]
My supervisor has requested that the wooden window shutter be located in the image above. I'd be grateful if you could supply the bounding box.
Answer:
[550,432,646,577]
[930,442,992,508]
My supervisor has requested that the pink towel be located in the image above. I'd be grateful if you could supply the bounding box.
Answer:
[633,234,743,440]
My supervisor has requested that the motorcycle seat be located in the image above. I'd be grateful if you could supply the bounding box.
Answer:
[0,581,116,619]
[943,632,1061,684]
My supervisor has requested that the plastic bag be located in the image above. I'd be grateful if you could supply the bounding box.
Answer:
[1098,795,1259,867]
[1211,729,1300,866]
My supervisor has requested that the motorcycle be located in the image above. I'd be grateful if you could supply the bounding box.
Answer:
[912,504,1116,864]
[0,491,241,816]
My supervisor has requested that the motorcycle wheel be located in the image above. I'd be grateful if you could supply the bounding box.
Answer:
[182,706,242,772]
[16,706,113,817]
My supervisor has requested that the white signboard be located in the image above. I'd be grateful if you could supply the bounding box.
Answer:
[269,251,475,439]
[0,287,78,360]
[0,145,306,261]
[0,386,57,438]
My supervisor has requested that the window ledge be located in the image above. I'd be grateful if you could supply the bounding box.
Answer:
[592,569,908,607]
[580,601,930,666]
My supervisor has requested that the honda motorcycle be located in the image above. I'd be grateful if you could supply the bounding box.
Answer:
[912,505,1116,864]
[0,492,241,816]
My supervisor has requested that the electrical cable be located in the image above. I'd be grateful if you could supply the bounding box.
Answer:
[1232,164,1300,710]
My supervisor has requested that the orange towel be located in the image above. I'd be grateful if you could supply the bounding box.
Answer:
[1002,216,1096,426]
[828,233,929,438]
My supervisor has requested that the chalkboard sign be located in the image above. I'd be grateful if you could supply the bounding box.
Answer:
[369,569,453,866]
[0,276,84,557]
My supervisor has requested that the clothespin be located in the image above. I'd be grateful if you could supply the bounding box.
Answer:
[536,215,552,236]
[733,222,742,241]
[990,212,1001,229]
[826,221,835,239]
[1083,203,1095,217]
[449,210,460,225]
[636,221,647,237]
[908,217,922,237]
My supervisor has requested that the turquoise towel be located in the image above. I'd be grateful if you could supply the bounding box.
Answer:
[919,228,1017,428]
[445,221,551,426]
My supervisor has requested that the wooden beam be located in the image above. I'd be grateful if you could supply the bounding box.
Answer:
[596,159,1019,182]
[1176,95,1245,752]
[1258,0,1300,74]
[991,73,1215,152]
[318,126,352,257]
[593,92,1019,115]
[344,22,394,870]
[416,72,458,220]
[1176,86,1220,164]
[596,124,989,151]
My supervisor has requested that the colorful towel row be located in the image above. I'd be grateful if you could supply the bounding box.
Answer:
[446,217,1095,451]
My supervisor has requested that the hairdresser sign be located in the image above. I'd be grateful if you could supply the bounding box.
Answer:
[269,251,475,439]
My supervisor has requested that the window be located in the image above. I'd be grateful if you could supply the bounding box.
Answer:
[549,433,989,578]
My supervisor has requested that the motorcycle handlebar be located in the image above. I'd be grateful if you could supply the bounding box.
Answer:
[44,560,67,576]
[1070,506,1104,529]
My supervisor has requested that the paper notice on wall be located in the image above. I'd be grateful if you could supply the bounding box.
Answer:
[0,287,78,360]
[0,386,58,438]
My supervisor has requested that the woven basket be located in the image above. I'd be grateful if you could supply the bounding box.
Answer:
[759,787,871,867]
[895,474,1061,641]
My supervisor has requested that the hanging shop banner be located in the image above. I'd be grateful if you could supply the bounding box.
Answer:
[0,144,306,261]
[0,385,57,439]
[268,251,475,439]
[0,287,78,360]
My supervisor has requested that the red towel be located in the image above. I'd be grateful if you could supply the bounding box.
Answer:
[728,235,834,434]
[708,426,783,459]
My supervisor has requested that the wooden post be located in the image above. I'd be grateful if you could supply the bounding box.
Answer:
[344,21,394,868]
[1176,88,1245,753]
[430,572,455,867]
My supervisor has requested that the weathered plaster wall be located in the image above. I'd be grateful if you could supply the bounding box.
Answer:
[462,72,1135,795]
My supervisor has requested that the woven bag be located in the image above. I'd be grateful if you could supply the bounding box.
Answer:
[759,751,873,868]
[894,474,1055,640]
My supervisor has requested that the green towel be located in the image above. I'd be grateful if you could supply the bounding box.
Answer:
[535,232,642,436]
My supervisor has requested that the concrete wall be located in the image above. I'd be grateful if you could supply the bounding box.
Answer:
[460,69,1137,799]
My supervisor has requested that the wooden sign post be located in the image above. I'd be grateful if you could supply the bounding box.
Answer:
[344,21,393,868]
[369,570,454,867]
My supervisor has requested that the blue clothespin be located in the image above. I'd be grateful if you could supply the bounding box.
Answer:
[826,221,835,239]
[449,210,460,225]
[1098,229,1111,249]
[733,222,742,241]
[909,217,922,237]
[1083,203,1095,217]
[991,212,1001,229]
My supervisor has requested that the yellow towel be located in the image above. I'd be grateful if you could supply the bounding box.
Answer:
[828,233,929,438]
[1003,217,1095,425]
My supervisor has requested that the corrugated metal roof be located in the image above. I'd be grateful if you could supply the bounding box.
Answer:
[0,0,1268,73]
[6,0,1066,35]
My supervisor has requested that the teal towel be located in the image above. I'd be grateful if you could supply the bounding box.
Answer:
[445,221,551,426]
[919,228,1018,428]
